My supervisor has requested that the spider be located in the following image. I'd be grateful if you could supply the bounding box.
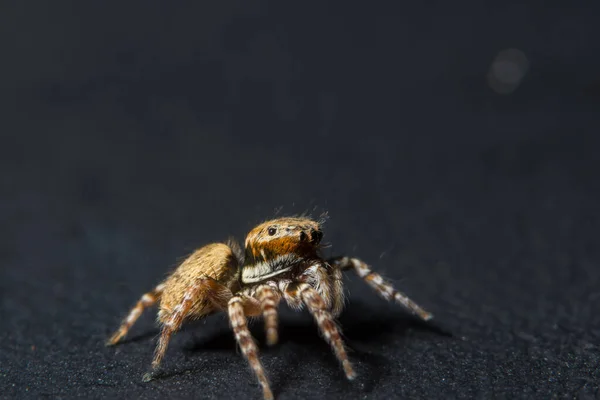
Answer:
[106,217,433,400]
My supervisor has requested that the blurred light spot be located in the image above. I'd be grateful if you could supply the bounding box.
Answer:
[487,48,529,94]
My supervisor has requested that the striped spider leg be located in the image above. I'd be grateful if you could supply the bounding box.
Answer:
[329,256,433,321]
[106,282,166,346]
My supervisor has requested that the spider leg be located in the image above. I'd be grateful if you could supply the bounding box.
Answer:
[283,282,356,380]
[330,266,345,318]
[228,296,274,400]
[298,262,345,317]
[256,285,281,346]
[330,256,433,321]
[106,283,165,346]
[142,278,233,381]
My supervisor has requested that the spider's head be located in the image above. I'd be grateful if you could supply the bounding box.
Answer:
[241,217,323,284]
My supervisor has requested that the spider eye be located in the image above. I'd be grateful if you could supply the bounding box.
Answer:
[311,230,323,244]
[267,227,277,236]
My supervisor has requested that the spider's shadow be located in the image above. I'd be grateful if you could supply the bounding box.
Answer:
[118,299,447,345]
[116,300,451,396]
[184,299,450,348]
[180,299,451,395]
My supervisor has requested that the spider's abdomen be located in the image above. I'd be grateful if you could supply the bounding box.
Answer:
[158,243,239,322]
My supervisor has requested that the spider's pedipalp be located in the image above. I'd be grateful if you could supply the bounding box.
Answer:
[331,256,433,321]
[256,285,281,346]
[285,282,356,381]
[106,282,165,346]
[297,262,345,317]
[228,296,273,400]
[277,280,302,310]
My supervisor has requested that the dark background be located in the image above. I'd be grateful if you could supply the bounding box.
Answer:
[1,2,599,399]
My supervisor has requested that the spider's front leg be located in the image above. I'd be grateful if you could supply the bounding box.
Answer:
[330,256,433,321]
[282,281,356,380]
[228,295,274,400]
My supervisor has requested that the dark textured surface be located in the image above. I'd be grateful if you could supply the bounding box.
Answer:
[2,2,600,399]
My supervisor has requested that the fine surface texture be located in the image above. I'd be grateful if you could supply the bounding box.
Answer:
[1,2,599,399]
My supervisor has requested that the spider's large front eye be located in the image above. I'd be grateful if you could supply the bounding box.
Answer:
[311,230,323,244]
[268,227,277,236]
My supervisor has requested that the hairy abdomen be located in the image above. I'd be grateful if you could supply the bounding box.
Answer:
[158,243,239,323]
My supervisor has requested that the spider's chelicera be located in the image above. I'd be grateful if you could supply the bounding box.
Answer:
[106,217,433,400]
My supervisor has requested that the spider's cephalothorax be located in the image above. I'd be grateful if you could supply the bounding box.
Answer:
[106,217,433,400]
[241,218,323,284]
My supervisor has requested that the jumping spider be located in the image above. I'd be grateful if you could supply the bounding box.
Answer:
[106,217,433,400]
